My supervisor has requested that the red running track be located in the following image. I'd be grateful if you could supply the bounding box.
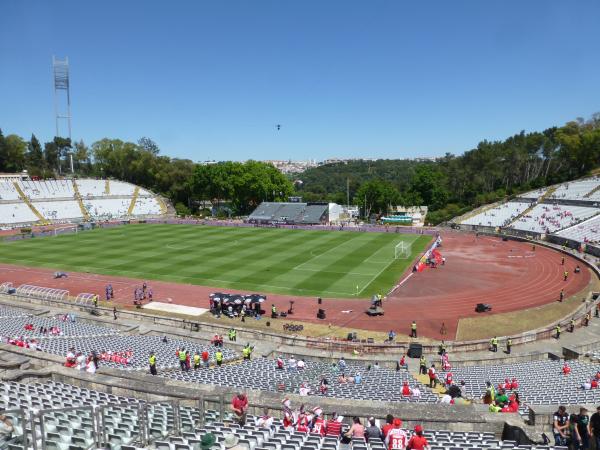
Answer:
[0,233,591,340]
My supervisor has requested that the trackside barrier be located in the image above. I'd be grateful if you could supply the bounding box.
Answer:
[0,281,13,294]
[75,292,96,306]
[16,284,69,302]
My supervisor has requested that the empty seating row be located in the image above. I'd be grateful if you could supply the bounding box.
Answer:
[460,202,532,227]
[444,359,600,406]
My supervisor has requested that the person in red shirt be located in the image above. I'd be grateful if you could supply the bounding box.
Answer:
[282,398,294,430]
[385,418,408,450]
[591,378,598,389]
[296,405,309,432]
[231,392,248,425]
[325,412,343,437]
[381,414,394,439]
[399,355,407,369]
[401,381,411,397]
[201,350,209,368]
[407,425,430,450]
[311,408,326,436]
[563,362,571,375]
[511,378,519,389]
[445,372,453,387]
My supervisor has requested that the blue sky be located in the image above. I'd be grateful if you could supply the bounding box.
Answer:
[1,1,599,162]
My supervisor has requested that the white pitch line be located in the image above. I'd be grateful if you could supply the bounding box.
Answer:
[294,268,376,277]
[292,237,359,271]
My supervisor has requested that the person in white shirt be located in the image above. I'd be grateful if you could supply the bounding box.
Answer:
[297,359,305,370]
[411,386,421,398]
[255,408,274,428]
[440,394,452,404]
[288,356,297,370]
[299,382,311,396]
[75,353,86,371]
[86,358,96,374]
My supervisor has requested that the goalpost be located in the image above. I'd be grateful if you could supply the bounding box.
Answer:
[53,224,78,237]
[394,241,412,259]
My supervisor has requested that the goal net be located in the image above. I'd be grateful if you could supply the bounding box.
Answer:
[394,241,411,259]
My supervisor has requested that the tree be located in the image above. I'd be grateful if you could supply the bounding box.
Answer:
[1,134,27,172]
[354,179,400,218]
[54,137,72,174]
[190,161,294,215]
[408,165,449,210]
[138,137,160,155]
[0,129,7,171]
[43,140,59,174]
[73,140,92,175]
[26,134,44,174]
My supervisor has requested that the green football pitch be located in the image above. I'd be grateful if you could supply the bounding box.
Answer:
[0,224,431,298]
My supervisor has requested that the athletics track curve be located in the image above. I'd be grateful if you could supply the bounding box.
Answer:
[0,232,591,340]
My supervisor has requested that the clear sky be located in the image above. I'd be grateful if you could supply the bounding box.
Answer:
[1,1,599,162]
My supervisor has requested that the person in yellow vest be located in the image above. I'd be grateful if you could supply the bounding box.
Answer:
[438,341,447,355]
[215,349,223,366]
[570,318,576,332]
[410,321,417,338]
[506,338,512,354]
[179,347,187,371]
[555,324,561,339]
[584,312,591,326]
[271,304,277,319]
[228,328,236,342]
[490,337,498,352]
[564,270,569,281]
[242,346,251,361]
[193,351,201,370]
[149,351,157,375]
[419,356,427,375]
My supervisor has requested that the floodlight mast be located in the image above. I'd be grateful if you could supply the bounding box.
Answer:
[53,56,73,173]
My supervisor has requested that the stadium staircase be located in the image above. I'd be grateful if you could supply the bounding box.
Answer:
[104,179,110,195]
[538,185,557,202]
[584,184,600,198]
[127,186,140,215]
[12,182,47,223]
[72,180,91,221]
[157,196,168,215]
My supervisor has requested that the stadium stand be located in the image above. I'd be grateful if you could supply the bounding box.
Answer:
[0,182,21,200]
[84,198,132,219]
[0,202,39,224]
[0,314,119,338]
[248,202,328,224]
[556,214,600,244]
[509,204,599,234]
[37,335,238,370]
[444,359,600,406]
[547,177,600,201]
[132,197,163,215]
[460,202,532,227]
[32,200,85,221]
[518,187,548,200]
[298,204,329,224]
[0,178,168,226]
[164,357,437,403]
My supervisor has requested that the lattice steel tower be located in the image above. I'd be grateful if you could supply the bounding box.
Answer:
[52,56,73,172]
